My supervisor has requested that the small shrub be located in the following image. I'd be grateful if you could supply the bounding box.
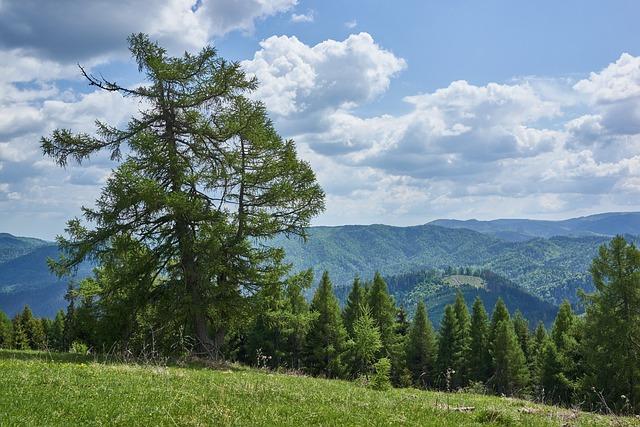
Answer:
[370,358,391,391]
[70,341,88,355]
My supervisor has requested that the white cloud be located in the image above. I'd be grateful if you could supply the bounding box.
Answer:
[345,20,357,29]
[291,11,314,23]
[242,32,406,116]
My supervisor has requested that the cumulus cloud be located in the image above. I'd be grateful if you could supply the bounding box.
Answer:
[242,32,406,116]
[243,45,640,225]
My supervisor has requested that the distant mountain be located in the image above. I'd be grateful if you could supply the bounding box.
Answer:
[0,233,49,264]
[0,239,92,318]
[272,224,627,307]
[430,211,640,241]
[1,212,633,318]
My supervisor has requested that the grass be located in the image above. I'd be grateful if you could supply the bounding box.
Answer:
[0,350,638,426]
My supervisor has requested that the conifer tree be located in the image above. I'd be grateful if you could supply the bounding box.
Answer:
[512,310,531,363]
[539,337,573,405]
[306,272,347,378]
[529,321,548,394]
[405,301,436,387]
[41,34,324,353]
[347,304,382,378]
[452,292,471,387]
[0,310,12,349]
[491,320,530,396]
[436,305,461,389]
[284,270,315,370]
[19,306,45,350]
[50,310,66,352]
[367,272,397,356]
[551,301,574,354]
[12,315,29,350]
[489,298,510,345]
[582,236,640,413]
[469,297,491,382]
[343,277,366,337]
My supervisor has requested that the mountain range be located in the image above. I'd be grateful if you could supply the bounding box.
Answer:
[1,211,638,321]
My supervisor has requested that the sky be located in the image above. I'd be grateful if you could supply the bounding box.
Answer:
[1,0,640,240]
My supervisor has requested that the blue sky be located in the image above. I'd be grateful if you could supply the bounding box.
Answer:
[1,0,640,239]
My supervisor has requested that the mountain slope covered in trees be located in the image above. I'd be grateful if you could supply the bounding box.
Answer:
[1,212,638,318]
[273,224,630,306]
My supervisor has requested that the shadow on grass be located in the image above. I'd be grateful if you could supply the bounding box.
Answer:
[0,349,246,373]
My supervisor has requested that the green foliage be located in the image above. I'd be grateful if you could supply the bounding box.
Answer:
[0,310,11,349]
[453,292,471,387]
[512,310,531,363]
[342,277,366,337]
[581,235,640,413]
[367,272,397,356]
[539,338,573,405]
[346,304,382,378]
[436,305,462,389]
[491,320,530,396]
[405,301,436,387]
[370,357,392,391]
[305,272,347,378]
[469,297,491,382]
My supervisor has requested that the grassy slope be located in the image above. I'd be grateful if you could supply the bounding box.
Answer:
[1,351,636,426]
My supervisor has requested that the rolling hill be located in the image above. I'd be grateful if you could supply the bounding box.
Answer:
[272,224,622,307]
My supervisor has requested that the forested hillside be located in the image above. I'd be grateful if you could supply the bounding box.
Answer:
[380,269,559,326]
[1,223,634,318]
[273,224,631,306]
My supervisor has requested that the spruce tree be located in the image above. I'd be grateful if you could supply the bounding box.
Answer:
[489,298,510,345]
[452,292,471,387]
[19,306,45,350]
[50,310,66,352]
[436,305,461,390]
[582,236,640,413]
[469,297,491,382]
[529,321,548,395]
[405,301,436,387]
[491,320,530,396]
[343,277,365,337]
[551,301,574,354]
[284,270,315,370]
[12,315,29,350]
[306,272,347,378]
[367,272,397,356]
[512,310,531,363]
[347,304,382,378]
[0,310,12,349]
[539,337,573,405]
